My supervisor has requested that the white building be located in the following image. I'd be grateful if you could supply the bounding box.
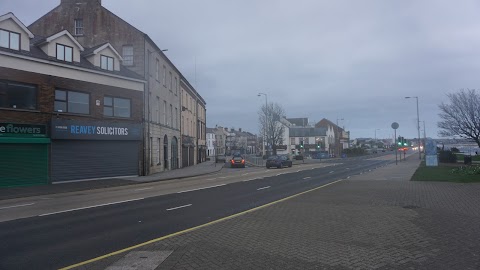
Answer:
[206,128,216,157]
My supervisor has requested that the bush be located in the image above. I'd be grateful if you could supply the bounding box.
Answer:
[451,166,480,175]
[438,150,457,163]
[450,147,460,153]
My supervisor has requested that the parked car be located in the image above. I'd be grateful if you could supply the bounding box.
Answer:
[230,153,246,168]
[266,155,293,169]
[294,155,304,160]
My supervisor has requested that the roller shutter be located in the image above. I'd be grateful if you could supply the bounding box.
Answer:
[0,139,49,187]
[51,140,139,182]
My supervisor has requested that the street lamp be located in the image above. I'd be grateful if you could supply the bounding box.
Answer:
[374,128,380,148]
[258,93,268,157]
[405,96,421,160]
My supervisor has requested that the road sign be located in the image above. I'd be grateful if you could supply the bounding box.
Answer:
[391,122,399,130]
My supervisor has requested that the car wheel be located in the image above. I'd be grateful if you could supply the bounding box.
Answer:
[288,163,292,167]
[277,164,281,169]
[266,165,270,169]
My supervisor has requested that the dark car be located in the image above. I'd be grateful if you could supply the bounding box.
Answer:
[266,155,292,169]
[230,153,246,168]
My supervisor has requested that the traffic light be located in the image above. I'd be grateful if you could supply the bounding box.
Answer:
[300,141,304,148]
[397,136,402,146]
[316,141,320,148]
[403,139,408,146]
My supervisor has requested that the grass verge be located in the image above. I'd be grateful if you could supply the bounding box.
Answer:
[412,162,480,183]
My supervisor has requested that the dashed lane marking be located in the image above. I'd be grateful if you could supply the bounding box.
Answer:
[166,204,192,211]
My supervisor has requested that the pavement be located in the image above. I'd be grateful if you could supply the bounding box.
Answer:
[76,154,480,270]
[0,160,224,201]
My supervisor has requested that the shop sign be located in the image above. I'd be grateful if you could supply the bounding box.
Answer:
[51,119,142,140]
[0,123,47,137]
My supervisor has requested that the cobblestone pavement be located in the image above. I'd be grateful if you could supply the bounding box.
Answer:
[77,158,480,270]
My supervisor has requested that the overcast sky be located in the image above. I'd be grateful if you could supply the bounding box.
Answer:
[3,0,480,139]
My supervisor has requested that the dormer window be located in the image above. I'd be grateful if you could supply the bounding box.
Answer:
[0,29,20,50]
[74,19,84,36]
[56,43,73,62]
[100,55,114,71]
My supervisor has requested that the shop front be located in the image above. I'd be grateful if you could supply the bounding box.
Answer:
[0,123,50,187]
[50,119,142,182]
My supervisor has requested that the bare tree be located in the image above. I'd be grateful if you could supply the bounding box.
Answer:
[438,89,480,147]
[258,102,286,156]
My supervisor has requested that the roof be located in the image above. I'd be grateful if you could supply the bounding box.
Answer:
[289,127,327,137]
[315,118,343,131]
[286,118,309,127]
[0,43,143,81]
[83,42,123,60]
[44,30,84,51]
[0,12,34,38]
[206,128,215,134]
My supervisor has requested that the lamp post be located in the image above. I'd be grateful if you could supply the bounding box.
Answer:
[405,96,421,160]
[374,128,380,149]
[258,93,268,157]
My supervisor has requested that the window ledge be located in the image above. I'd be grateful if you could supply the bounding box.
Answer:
[103,116,132,120]
[53,111,91,117]
[0,107,40,113]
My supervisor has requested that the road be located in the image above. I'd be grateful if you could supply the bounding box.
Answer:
[0,153,396,270]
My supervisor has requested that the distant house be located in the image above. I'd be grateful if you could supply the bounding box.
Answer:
[315,118,350,156]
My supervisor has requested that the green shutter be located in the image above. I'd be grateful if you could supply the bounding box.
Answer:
[0,141,49,187]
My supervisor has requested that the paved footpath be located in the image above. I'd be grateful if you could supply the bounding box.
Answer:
[72,155,480,270]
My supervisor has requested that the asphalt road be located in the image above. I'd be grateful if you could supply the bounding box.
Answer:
[0,154,395,270]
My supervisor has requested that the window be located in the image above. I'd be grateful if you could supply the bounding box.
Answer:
[0,29,20,50]
[290,137,295,145]
[100,55,114,71]
[174,77,177,94]
[0,81,37,110]
[103,96,131,118]
[170,104,173,127]
[182,116,184,133]
[56,44,73,62]
[156,59,160,81]
[122,45,133,66]
[74,19,84,35]
[163,66,166,86]
[156,96,160,123]
[163,100,167,124]
[55,89,89,114]
[175,107,178,129]
[169,72,172,90]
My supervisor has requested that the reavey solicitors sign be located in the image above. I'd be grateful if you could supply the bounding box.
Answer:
[0,123,47,137]
[51,119,142,140]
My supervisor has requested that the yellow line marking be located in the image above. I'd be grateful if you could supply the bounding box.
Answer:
[59,179,343,270]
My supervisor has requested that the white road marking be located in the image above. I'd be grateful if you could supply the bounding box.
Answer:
[276,173,284,176]
[218,176,227,179]
[166,204,192,211]
[296,170,301,172]
[135,187,153,191]
[257,186,271,191]
[0,202,35,210]
[346,168,350,170]
[205,178,217,181]
[177,184,226,194]
[303,177,311,179]
[329,171,334,174]
[347,176,351,179]
[38,198,144,216]
[241,173,249,176]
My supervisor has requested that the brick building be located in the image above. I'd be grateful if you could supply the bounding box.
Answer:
[28,0,206,174]
[0,12,145,187]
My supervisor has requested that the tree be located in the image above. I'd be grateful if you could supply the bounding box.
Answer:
[258,102,286,156]
[438,89,480,147]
